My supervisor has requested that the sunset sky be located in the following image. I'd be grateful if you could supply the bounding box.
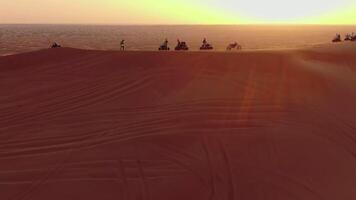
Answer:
[1,0,356,24]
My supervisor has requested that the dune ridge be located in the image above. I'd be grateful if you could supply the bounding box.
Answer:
[1,44,356,200]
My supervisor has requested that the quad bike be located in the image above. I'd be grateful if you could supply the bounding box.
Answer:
[345,34,352,41]
[159,43,170,51]
[351,35,356,41]
[200,43,214,50]
[332,35,342,43]
[226,42,242,50]
[51,42,61,48]
[175,41,189,51]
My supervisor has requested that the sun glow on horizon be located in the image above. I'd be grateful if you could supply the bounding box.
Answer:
[1,0,355,24]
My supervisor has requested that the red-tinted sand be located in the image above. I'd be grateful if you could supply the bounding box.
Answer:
[1,44,356,200]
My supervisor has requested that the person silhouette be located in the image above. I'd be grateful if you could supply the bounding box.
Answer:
[120,40,125,51]
[203,38,207,47]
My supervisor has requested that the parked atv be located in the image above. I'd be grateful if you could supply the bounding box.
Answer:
[351,35,356,41]
[332,34,341,43]
[159,44,170,50]
[51,42,61,48]
[200,43,214,50]
[345,34,352,41]
[226,42,242,51]
[159,39,170,50]
[200,38,213,50]
[175,41,189,51]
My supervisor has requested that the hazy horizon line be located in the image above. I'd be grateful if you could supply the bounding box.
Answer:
[1,23,356,26]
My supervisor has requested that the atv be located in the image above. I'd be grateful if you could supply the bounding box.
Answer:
[51,42,61,48]
[175,41,189,51]
[200,43,214,50]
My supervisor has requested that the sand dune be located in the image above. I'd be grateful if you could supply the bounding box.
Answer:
[1,44,356,200]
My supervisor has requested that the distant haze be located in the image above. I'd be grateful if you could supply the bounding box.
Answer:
[1,25,356,55]
[1,0,356,24]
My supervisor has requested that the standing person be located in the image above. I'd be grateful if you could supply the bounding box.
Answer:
[120,40,125,51]
[202,38,207,47]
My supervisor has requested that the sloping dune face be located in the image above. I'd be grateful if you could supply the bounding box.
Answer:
[1,46,356,200]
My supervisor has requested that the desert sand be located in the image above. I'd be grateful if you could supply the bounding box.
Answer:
[1,44,356,200]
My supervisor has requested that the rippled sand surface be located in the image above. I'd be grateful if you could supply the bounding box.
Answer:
[1,43,356,199]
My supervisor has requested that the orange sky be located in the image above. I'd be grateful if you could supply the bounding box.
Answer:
[1,0,356,24]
